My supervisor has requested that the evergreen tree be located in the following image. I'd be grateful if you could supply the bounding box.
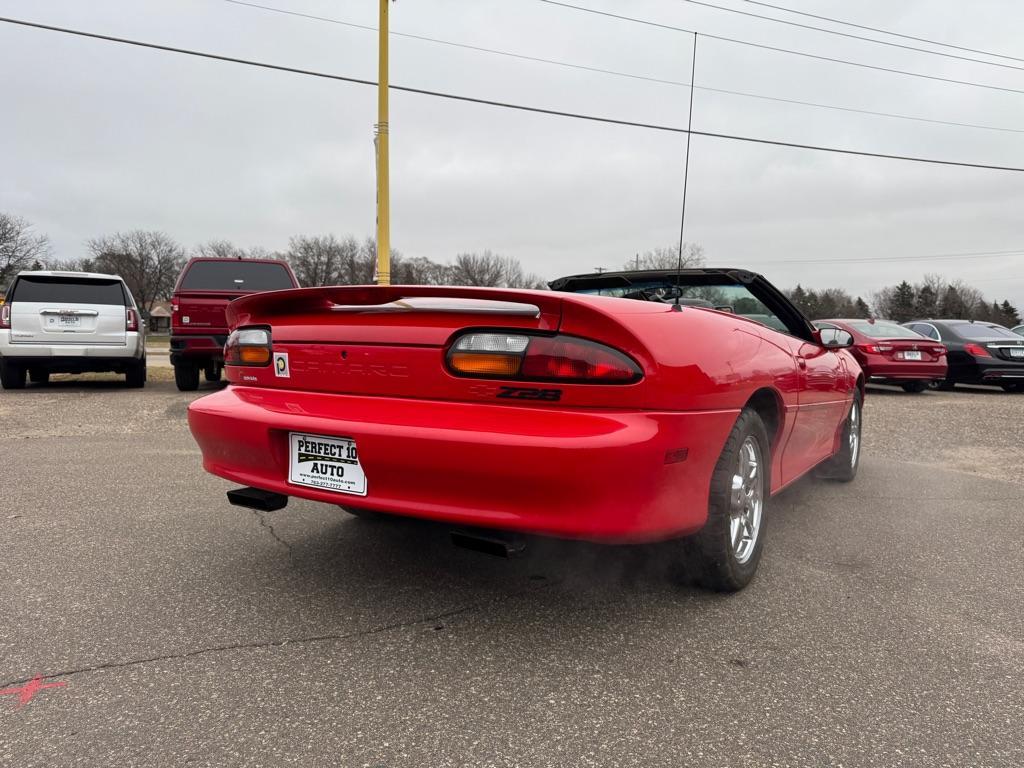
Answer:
[854,297,871,318]
[913,284,937,318]
[1000,300,1020,326]
[890,281,916,322]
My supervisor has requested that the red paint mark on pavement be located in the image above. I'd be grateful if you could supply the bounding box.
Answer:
[0,675,67,707]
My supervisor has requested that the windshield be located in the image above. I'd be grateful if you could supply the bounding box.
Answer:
[179,260,295,291]
[846,320,923,339]
[571,280,789,332]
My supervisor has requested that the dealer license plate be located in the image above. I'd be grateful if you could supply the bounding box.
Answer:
[288,432,367,496]
[58,314,81,327]
[902,351,922,361]
[1010,348,1024,358]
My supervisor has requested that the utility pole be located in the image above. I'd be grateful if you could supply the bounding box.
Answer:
[374,0,391,285]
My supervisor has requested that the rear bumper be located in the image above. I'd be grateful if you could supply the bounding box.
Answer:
[863,361,947,382]
[950,359,1024,383]
[0,331,143,364]
[187,386,740,543]
[170,333,228,365]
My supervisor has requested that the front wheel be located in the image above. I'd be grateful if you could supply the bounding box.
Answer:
[29,368,50,385]
[815,390,863,483]
[204,364,221,383]
[674,408,770,592]
[125,358,147,388]
[901,381,928,393]
[930,379,955,391]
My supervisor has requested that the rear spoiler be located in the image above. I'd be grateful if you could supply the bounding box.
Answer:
[226,285,563,329]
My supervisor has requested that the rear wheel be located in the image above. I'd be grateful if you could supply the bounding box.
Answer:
[125,358,147,388]
[816,390,863,483]
[28,368,50,386]
[0,360,27,390]
[901,381,928,393]
[174,361,200,391]
[204,364,221,383]
[673,408,770,592]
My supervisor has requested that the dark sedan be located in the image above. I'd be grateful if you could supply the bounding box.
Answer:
[902,320,1024,392]
[814,318,946,393]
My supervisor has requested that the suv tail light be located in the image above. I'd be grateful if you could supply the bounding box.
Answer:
[126,308,139,331]
[448,332,641,383]
[0,304,10,330]
[964,342,991,358]
[225,327,272,366]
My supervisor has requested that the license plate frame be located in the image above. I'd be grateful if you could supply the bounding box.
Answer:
[288,432,367,496]
[902,350,922,361]
[58,314,81,327]
[1009,348,1024,358]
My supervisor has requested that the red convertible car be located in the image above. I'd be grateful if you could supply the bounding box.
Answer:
[188,269,864,591]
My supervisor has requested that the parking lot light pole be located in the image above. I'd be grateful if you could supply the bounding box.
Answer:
[374,0,391,286]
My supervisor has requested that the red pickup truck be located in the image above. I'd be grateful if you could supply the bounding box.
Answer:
[170,257,299,390]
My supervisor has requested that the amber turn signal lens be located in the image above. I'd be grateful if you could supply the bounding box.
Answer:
[239,346,272,365]
[449,352,522,377]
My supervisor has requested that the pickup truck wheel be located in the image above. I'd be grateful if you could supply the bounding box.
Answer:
[126,359,147,388]
[29,368,50,385]
[0,360,27,390]
[174,362,200,391]
[204,364,221,383]
[673,408,770,592]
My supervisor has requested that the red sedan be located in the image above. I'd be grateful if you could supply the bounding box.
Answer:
[188,269,863,591]
[814,318,947,393]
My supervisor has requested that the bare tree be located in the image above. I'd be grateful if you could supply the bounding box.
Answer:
[448,251,545,288]
[192,240,270,260]
[87,231,186,313]
[0,213,51,286]
[624,243,705,272]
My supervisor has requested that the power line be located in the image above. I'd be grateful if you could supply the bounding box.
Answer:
[742,0,1024,65]
[538,1,1024,96]
[222,0,690,89]
[3,14,1024,173]
[676,0,1024,73]
[223,0,1024,135]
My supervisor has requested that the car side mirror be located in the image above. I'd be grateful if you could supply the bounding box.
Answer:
[816,329,854,349]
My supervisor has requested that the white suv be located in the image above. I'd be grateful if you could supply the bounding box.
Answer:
[0,270,147,389]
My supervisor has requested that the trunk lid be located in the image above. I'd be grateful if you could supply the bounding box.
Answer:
[867,338,946,363]
[224,286,649,409]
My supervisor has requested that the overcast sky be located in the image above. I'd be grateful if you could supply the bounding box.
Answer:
[2,0,1023,307]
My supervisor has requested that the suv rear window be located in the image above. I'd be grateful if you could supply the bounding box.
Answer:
[179,261,295,291]
[11,276,126,305]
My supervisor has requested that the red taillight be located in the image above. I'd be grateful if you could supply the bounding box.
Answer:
[0,304,10,330]
[171,302,181,329]
[964,343,991,358]
[857,344,880,354]
[126,308,138,331]
[520,337,641,382]
[448,332,641,384]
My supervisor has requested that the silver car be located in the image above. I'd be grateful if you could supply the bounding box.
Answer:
[0,270,146,388]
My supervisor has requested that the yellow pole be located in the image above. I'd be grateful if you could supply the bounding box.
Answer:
[375,0,391,286]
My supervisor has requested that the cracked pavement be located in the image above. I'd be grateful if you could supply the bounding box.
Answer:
[1,379,1022,767]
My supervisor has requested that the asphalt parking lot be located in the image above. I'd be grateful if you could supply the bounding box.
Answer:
[1,381,1022,767]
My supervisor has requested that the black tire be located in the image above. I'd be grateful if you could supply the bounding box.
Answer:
[204,364,221,383]
[901,381,928,393]
[931,379,955,391]
[174,362,200,391]
[28,368,50,385]
[673,408,771,592]
[0,360,27,390]
[126,358,147,388]
[815,390,863,483]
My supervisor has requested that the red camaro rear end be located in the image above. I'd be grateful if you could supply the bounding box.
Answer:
[815,318,947,393]
[189,271,863,591]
